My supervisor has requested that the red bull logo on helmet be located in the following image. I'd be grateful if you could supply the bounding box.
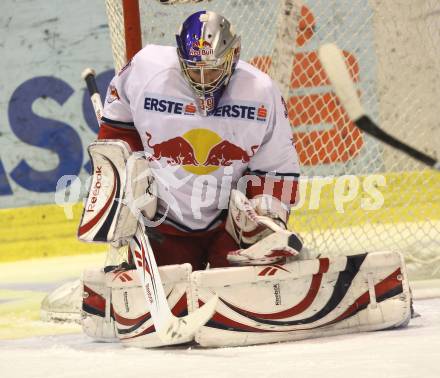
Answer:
[189,37,214,56]
[145,129,259,175]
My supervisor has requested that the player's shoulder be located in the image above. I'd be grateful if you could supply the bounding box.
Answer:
[135,45,178,63]
[229,60,277,101]
[131,44,179,73]
[234,60,274,88]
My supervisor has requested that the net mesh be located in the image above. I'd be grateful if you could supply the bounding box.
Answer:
[104,0,440,280]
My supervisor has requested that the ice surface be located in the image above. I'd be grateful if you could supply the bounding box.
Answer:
[0,253,439,378]
[0,298,439,378]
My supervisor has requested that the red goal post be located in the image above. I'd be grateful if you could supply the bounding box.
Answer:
[104,0,440,282]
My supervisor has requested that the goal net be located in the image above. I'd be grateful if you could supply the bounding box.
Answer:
[104,0,440,281]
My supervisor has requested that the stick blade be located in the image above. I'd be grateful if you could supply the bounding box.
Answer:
[318,43,365,121]
[157,294,218,342]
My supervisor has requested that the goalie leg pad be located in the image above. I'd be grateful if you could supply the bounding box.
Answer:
[191,251,412,347]
[78,140,157,244]
[81,268,117,341]
[108,263,193,348]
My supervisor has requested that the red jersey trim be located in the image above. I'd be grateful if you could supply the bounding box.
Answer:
[98,123,144,152]
[245,174,299,205]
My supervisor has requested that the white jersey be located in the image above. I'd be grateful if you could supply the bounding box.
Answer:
[103,44,300,232]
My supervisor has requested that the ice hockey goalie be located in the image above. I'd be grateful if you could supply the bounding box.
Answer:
[42,10,412,348]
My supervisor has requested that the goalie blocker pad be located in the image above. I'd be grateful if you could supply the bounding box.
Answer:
[82,251,411,347]
[78,140,156,243]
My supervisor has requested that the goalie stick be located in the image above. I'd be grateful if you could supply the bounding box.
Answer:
[81,68,218,343]
[81,68,104,124]
[318,43,439,171]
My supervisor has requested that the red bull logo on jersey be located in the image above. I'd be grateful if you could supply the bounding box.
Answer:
[146,132,199,166]
[203,141,258,166]
[189,37,214,56]
[145,129,259,175]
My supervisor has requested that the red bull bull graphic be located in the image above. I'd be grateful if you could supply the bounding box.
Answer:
[189,37,213,56]
[145,129,259,175]
[204,141,258,166]
[146,132,199,166]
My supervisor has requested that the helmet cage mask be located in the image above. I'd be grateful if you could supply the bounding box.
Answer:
[177,48,235,96]
[176,11,241,115]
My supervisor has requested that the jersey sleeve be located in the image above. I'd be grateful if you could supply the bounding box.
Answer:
[98,61,143,151]
[102,61,134,125]
[246,82,300,205]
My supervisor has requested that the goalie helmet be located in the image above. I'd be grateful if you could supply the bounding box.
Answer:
[176,11,241,116]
